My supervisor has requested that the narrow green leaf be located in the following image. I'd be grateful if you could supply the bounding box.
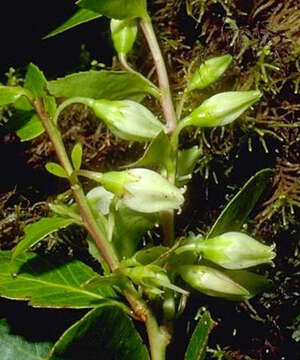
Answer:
[112,205,158,259]
[49,306,150,360]
[24,63,47,98]
[126,131,174,171]
[177,146,202,186]
[184,311,216,360]
[82,273,126,290]
[11,217,75,264]
[0,86,28,106]
[207,169,273,238]
[16,115,45,141]
[6,97,45,141]
[0,251,116,308]
[87,235,110,275]
[0,318,55,360]
[44,8,102,39]
[46,162,69,178]
[292,315,300,342]
[48,70,159,101]
[77,0,148,20]
[71,143,83,170]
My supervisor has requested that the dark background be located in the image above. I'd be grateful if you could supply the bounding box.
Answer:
[0,0,112,79]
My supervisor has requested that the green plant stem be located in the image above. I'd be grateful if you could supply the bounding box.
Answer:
[34,99,119,271]
[119,53,136,73]
[140,15,178,250]
[36,99,169,360]
[146,312,170,360]
[140,17,177,133]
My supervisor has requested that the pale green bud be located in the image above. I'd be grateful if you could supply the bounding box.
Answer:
[111,19,138,56]
[179,265,250,300]
[187,54,232,92]
[92,168,185,213]
[198,232,275,270]
[183,90,261,128]
[90,99,166,142]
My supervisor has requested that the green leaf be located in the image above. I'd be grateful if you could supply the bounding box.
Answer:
[112,205,158,259]
[126,131,174,171]
[76,0,148,20]
[49,305,150,360]
[87,235,111,275]
[292,315,300,342]
[0,86,28,106]
[207,169,273,238]
[11,217,75,264]
[0,251,116,308]
[184,310,216,360]
[6,97,45,141]
[24,63,47,98]
[44,8,102,39]
[46,162,69,178]
[71,143,83,170]
[48,70,159,101]
[177,146,202,186]
[0,318,55,360]
[82,273,126,291]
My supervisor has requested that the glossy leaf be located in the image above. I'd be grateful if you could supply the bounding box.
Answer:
[44,8,102,39]
[0,318,55,360]
[126,131,174,170]
[46,162,69,178]
[111,18,138,55]
[184,311,215,360]
[24,63,47,98]
[177,146,202,186]
[0,251,116,308]
[48,70,159,101]
[11,217,75,264]
[77,0,148,20]
[0,86,28,106]
[71,143,83,170]
[49,306,150,360]
[5,97,45,141]
[207,169,273,238]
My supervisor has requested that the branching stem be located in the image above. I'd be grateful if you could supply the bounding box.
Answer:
[34,99,119,271]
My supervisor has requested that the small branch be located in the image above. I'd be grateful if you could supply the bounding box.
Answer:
[119,53,136,73]
[34,99,119,271]
[140,17,177,133]
[146,312,170,360]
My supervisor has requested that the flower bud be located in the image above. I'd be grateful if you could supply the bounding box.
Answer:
[187,54,232,92]
[111,19,138,56]
[197,232,275,270]
[90,99,166,142]
[183,90,261,128]
[86,168,184,213]
[179,265,250,300]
